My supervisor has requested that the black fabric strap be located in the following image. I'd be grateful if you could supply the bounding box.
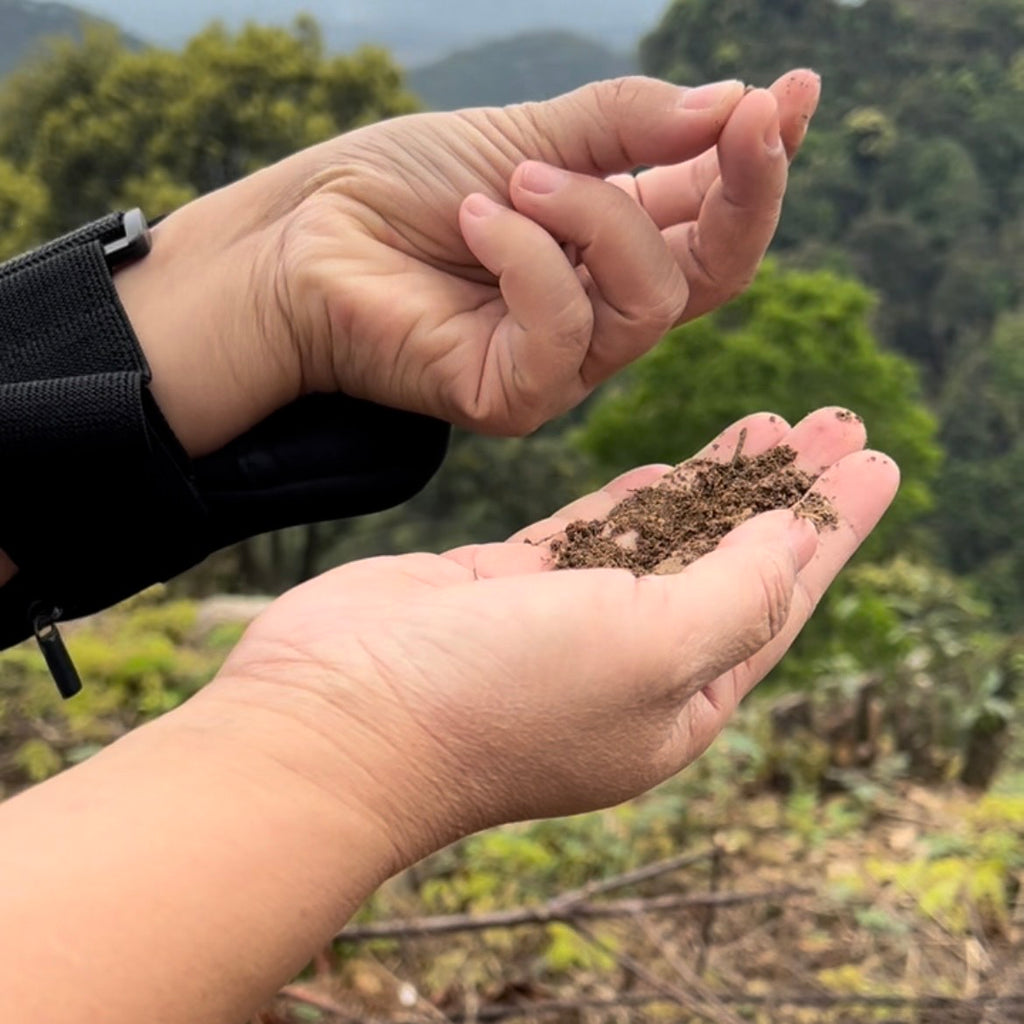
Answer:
[0,214,449,653]
[0,216,209,646]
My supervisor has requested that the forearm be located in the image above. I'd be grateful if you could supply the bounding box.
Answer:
[0,679,402,1024]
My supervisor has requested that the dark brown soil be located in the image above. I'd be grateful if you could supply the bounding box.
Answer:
[551,438,837,576]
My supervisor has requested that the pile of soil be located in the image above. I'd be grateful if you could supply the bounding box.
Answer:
[551,435,837,576]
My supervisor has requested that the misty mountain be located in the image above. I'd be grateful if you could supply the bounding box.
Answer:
[408,31,637,111]
[0,0,134,78]
[70,0,667,66]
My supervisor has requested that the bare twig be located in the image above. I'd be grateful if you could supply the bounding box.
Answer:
[732,427,748,464]
[629,913,747,1024]
[549,847,716,908]
[279,984,358,1022]
[336,886,811,943]
[280,983,447,1024]
[696,843,723,976]
[442,991,1024,1023]
[572,919,727,1024]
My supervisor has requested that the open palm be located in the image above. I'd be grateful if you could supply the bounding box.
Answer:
[217,406,896,851]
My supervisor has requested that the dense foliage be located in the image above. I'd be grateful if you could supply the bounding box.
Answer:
[0,18,417,246]
[642,0,1024,619]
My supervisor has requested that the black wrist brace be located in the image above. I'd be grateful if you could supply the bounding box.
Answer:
[0,212,450,691]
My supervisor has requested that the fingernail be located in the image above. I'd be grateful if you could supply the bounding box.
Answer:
[787,515,819,570]
[764,115,782,152]
[680,79,743,110]
[518,161,569,195]
[463,192,502,218]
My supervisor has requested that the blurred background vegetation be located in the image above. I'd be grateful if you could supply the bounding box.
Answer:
[4,0,1024,1018]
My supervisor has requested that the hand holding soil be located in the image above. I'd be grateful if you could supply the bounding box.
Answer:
[551,416,850,577]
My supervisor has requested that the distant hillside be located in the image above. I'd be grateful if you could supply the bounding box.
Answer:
[71,0,666,65]
[0,0,136,78]
[408,31,637,111]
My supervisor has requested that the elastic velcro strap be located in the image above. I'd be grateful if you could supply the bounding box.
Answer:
[0,214,450,655]
[0,218,208,645]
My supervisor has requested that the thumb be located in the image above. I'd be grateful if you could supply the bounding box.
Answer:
[616,509,819,707]
[496,508,817,716]
[503,76,746,177]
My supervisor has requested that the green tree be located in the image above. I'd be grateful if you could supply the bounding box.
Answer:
[791,558,1021,789]
[937,308,1024,623]
[0,18,418,243]
[640,0,1024,384]
[0,157,49,259]
[577,262,940,552]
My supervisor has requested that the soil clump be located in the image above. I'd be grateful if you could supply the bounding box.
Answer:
[551,439,837,576]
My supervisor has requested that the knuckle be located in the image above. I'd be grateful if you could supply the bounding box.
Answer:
[596,75,647,115]
[502,399,555,437]
[643,277,690,331]
[548,293,595,349]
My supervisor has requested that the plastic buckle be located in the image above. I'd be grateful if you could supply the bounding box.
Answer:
[102,208,152,269]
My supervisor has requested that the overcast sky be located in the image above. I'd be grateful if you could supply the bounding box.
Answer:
[71,0,668,64]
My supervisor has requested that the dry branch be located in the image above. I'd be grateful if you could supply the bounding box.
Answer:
[630,912,747,1024]
[442,991,1024,1023]
[573,918,743,1024]
[336,886,810,943]
[549,846,716,906]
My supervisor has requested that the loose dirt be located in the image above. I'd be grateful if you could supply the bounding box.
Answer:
[551,434,837,576]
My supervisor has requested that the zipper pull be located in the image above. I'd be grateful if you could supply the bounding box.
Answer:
[32,606,83,699]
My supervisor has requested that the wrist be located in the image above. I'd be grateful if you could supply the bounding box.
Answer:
[171,678,412,882]
[113,191,302,457]
[199,656,474,870]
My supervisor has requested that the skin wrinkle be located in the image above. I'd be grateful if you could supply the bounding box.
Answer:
[257,222,306,397]
[591,78,639,173]
[504,100,569,171]
[756,546,798,640]
[468,107,535,178]
[477,327,524,429]
[187,682,415,858]
[346,632,470,782]
[218,643,451,861]
[684,221,724,293]
[318,154,458,268]
[226,713,411,872]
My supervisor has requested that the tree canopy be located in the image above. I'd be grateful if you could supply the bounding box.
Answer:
[640,0,1024,611]
[0,18,417,250]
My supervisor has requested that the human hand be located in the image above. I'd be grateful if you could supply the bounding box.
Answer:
[201,406,896,867]
[117,71,819,454]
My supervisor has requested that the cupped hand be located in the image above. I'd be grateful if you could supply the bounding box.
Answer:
[204,407,896,867]
[278,71,820,434]
[125,71,819,454]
